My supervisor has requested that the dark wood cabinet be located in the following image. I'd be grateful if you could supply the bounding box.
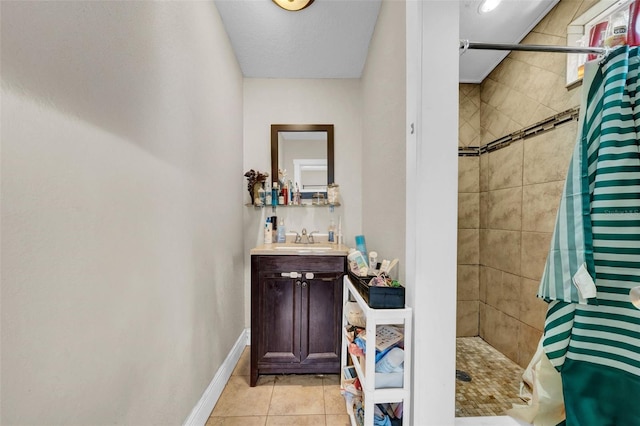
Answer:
[250,255,346,386]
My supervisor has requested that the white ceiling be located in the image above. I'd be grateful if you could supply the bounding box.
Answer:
[215,0,560,83]
[214,0,382,78]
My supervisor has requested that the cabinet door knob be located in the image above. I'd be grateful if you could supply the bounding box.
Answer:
[296,280,302,287]
[302,281,308,288]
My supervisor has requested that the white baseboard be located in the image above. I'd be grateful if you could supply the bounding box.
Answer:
[183,328,250,426]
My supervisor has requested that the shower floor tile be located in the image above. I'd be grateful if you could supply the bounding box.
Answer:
[456,337,525,417]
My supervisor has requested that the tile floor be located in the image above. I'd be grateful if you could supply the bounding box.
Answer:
[208,337,525,424]
[455,337,525,417]
[207,347,350,426]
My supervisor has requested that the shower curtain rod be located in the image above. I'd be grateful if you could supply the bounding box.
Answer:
[460,40,609,56]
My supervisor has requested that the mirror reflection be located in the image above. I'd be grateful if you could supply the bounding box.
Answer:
[271,124,334,199]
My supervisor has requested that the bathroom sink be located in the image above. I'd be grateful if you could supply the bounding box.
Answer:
[274,245,334,251]
[251,243,349,256]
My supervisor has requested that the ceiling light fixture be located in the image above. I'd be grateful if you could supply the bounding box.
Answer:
[478,0,502,14]
[272,0,315,12]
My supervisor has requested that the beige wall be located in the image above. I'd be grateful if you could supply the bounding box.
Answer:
[1,2,245,423]
[361,0,407,278]
[457,0,598,367]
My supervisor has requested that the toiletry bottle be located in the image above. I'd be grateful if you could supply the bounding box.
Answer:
[271,182,278,207]
[271,216,277,239]
[294,183,301,205]
[265,181,272,205]
[264,218,273,244]
[355,235,368,260]
[258,184,266,206]
[369,251,378,273]
[278,187,284,205]
[282,183,288,205]
[328,219,336,243]
[347,250,368,276]
[277,219,286,243]
[288,180,293,204]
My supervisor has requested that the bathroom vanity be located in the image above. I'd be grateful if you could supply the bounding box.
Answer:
[249,244,348,386]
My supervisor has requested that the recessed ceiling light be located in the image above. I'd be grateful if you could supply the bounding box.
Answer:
[478,0,502,14]
[272,0,315,12]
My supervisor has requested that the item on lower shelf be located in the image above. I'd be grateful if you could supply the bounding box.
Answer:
[375,347,404,373]
[344,365,357,379]
[354,398,364,426]
[377,403,403,426]
[373,405,392,426]
[345,301,366,327]
[349,341,364,357]
[359,325,404,352]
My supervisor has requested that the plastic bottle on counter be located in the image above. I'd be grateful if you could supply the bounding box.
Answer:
[328,219,336,243]
[277,219,286,243]
[264,218,273,244]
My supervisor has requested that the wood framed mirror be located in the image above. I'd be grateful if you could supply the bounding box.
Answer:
[270,124,334,199]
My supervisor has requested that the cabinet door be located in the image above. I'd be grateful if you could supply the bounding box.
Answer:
[300,274,342,367]
[256,275,301,365]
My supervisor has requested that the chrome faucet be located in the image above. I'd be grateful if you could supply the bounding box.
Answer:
[294,228,318,244]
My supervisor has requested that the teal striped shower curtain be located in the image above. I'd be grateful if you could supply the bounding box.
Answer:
[537,45,640,425]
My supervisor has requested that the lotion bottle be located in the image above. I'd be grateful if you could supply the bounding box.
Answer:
[265,181,272,205]
[264,218,273,244]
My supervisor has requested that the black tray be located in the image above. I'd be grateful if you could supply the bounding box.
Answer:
[348,272,405,309]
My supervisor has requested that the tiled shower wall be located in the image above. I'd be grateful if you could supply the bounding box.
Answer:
[478,128,576,367]
[457,0,600,367]
[457,85,481,337]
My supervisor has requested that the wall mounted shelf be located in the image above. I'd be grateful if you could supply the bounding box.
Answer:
[245,203,341,208]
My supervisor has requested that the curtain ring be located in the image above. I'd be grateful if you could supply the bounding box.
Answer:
[598,47,612,65]
[460,39,469,56]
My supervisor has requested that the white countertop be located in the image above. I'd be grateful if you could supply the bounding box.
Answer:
[251,243,350,256]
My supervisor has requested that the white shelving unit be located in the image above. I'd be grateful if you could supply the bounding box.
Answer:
[341,275,412,426]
